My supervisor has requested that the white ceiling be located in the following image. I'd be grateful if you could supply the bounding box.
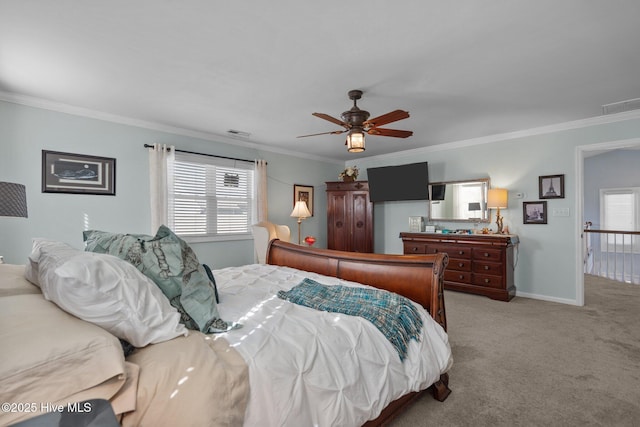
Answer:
[1,1,640,162]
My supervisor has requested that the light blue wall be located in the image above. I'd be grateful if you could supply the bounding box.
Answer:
[584,149,640,228]
[4,99,640,304]
[353,118,640,304]
[0,101,341,266]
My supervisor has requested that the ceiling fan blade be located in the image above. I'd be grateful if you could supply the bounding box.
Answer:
[364,110,410,127]
[297,130,346,138]
[312,112,349,128]
[367,128,413,138]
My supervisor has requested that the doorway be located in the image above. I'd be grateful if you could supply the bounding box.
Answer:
[576,137,640,305]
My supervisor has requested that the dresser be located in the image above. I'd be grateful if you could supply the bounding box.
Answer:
[400,232,518,301]
[326,181,373,253]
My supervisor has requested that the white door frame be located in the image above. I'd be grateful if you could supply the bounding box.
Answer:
[575,137,640,306]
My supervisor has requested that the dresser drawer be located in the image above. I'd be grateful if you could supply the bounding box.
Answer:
[472,247,503,262]
[426,244,472,259]
[472,273,505,288]
[444,270,471,284]
[473,260,502,275]
[449,259,472,271]
[403,242,426,254]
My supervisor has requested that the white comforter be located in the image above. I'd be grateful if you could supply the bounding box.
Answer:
[215,264,452,427]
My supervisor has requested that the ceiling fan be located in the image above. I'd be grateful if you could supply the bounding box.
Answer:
[297,89,413,153]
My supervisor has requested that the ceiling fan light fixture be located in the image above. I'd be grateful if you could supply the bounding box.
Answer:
[299,89,411,152]
[347,129,365,153]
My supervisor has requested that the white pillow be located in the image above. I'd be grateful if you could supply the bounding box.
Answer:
[24,238,79,287]
[29,240,188,347]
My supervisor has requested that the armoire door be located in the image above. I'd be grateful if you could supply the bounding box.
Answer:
[327,191,349,251]
[350,191,373,253]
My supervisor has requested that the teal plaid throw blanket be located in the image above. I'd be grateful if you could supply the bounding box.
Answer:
[277,278,423,361]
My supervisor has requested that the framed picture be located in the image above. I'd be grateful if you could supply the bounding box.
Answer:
[42,150,116,195]
[293,184,314,216]
[539,174,564,199]
[523,201,547,224]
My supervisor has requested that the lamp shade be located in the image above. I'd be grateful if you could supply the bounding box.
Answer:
[346,129,365,153]
[487,188,508,209]
[290,201,311,219]
[0,182,28,218]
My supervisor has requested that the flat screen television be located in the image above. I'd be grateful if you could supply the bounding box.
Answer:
[367,162,429,202]
[431,184,446,201]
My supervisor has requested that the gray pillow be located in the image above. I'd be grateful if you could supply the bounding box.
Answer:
[83,225,239,333]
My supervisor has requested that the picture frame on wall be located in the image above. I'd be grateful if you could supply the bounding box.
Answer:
[42,150,116,195]
[523,201,547,224]
[293,184,314,216]
[539,174,564,199]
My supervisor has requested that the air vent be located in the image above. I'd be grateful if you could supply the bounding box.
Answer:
[223,173,240,187]
[227,129,251,138]
[602,98,640,115]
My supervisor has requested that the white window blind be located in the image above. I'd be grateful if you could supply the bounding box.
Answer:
[603,191,634,231]
[172,152,255,239]
[600,187,639,252]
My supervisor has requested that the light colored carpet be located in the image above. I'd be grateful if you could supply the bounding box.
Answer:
[389,275,640,427]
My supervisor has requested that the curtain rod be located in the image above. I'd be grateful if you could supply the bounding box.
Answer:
[143,144,260,164]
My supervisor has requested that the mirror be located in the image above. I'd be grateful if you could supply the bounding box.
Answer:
[429,178,490,222]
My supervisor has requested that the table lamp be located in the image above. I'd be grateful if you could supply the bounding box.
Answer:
[468,202,481,219]
[290,201,311,244]
[0,181,28,264]
[487,188,508,234]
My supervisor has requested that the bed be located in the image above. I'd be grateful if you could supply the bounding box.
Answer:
[0,238,451,427]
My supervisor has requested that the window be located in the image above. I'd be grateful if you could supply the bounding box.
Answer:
[600,187,640,252]
[454,183,487,220]
[171,152,255,241]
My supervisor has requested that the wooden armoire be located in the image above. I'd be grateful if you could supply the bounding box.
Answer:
[326,181,373,252]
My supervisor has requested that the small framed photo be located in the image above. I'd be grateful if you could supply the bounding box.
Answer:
[293,184,314,216]
[539,174,564,199]
[523,201,547,224]
[42,150,116,195]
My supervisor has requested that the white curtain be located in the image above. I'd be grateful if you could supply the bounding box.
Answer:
[255,159,268,222]
[148,143,175,233]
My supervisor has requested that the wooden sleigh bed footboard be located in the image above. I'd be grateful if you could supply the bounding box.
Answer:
[266,239,452,425]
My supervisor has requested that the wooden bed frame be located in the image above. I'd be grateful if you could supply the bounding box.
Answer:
[266,239,452,425]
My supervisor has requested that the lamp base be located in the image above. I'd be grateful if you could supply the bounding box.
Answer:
[495,208,504,234]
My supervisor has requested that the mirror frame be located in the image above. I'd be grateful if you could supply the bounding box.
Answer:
[428,178,491,223]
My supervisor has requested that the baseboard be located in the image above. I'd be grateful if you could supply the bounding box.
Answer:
[515,290,580,306]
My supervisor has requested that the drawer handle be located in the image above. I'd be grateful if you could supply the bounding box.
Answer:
[484,278,490,283]
[412,247,418,252]
[484,265,490,270]
[432,249,438,253]
[459,275,464,280]
[484,253,490,257]
[458,250,464,255]
[458,262,464,268]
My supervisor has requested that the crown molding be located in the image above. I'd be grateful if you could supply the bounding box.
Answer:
[3,90,638,168]
[356,109,640,164]
[0,91,344,165]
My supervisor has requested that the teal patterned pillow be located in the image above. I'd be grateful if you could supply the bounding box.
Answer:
[83,225,239,333]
